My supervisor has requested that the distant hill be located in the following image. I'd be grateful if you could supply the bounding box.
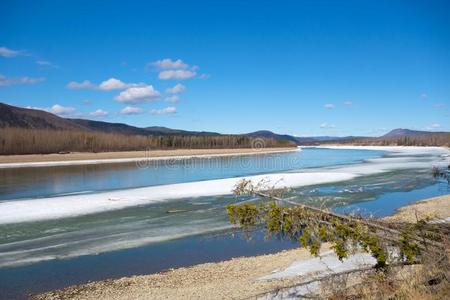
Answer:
[295,129,450,146]
[1,103,448,147]
[145,126,221,136]
[318,128,450,147]
[0,103,219,137]
[71,119,151,136]
[0,103,88,131]
[246,130,300,144]
[382,128,448,138]
[245,131,366,145]
[0,103,297,155]
[0,103,299,142]
[297,136,365,144]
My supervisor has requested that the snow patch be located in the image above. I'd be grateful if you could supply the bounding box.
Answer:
[258,251,377,299]
[0,172,356,225]
[259,251,376,280]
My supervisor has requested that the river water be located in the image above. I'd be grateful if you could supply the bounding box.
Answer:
[0,146,449,299]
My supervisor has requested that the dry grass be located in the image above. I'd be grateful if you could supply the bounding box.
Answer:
[321,232,450,300]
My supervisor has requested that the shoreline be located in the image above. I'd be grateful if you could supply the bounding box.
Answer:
[383,194,450,223]
[34,193,450,300]
[306,145,450,153]
[0,147,297,168]
[1,145,448,169]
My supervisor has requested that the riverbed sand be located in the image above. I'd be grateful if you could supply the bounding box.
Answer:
[0,148,296,164]
[383,194,450,223]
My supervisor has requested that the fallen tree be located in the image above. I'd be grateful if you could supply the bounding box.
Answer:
[226,179,450,298]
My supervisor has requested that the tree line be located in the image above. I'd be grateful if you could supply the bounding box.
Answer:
[320,134,450,147]
[0,128,295,155]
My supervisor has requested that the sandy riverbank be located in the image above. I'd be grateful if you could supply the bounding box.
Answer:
[383,194,450,223]
[0,147,297,167]
[34,193,450,300]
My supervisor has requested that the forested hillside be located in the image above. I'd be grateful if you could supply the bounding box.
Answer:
[0,128,294,155]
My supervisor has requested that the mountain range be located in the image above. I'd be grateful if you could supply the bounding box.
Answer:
[0,102,448,145]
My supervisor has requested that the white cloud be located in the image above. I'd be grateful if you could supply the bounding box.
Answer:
[165,95,180,103]
[115,85,160,104]
[47,104,76,116]
[420,93,428,100]
[151,106,177,115]
[25,105,44,110]
[120,106,144,115]
[152,59,188,70]
[19,77,44,84]
[320,122,336,129]
[199,73,210,79]
[0,74,45,87]
[0,46,25,58]
[36,60,58,68]
[25,104,75,116]
[344,101,352,106]
[89,109,109,117]
[423,123,444,131]
[150,58,199,80]
[166,83,186,94]
[323,103,335,109]
[434,103,447,109]
[67,78,144,91]
[159,69,196,80]
[99,78,131,90]
[66,80,96,90]
[425,123,441,130]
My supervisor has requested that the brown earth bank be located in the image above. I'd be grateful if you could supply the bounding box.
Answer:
[0,147,297,164]
[33,194,450,300]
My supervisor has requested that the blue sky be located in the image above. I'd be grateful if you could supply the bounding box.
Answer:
[0,0,449,136]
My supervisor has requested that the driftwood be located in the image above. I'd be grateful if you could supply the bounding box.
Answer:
[166,209,188,214]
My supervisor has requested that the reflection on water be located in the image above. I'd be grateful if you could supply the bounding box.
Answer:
[0,148,383,200]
